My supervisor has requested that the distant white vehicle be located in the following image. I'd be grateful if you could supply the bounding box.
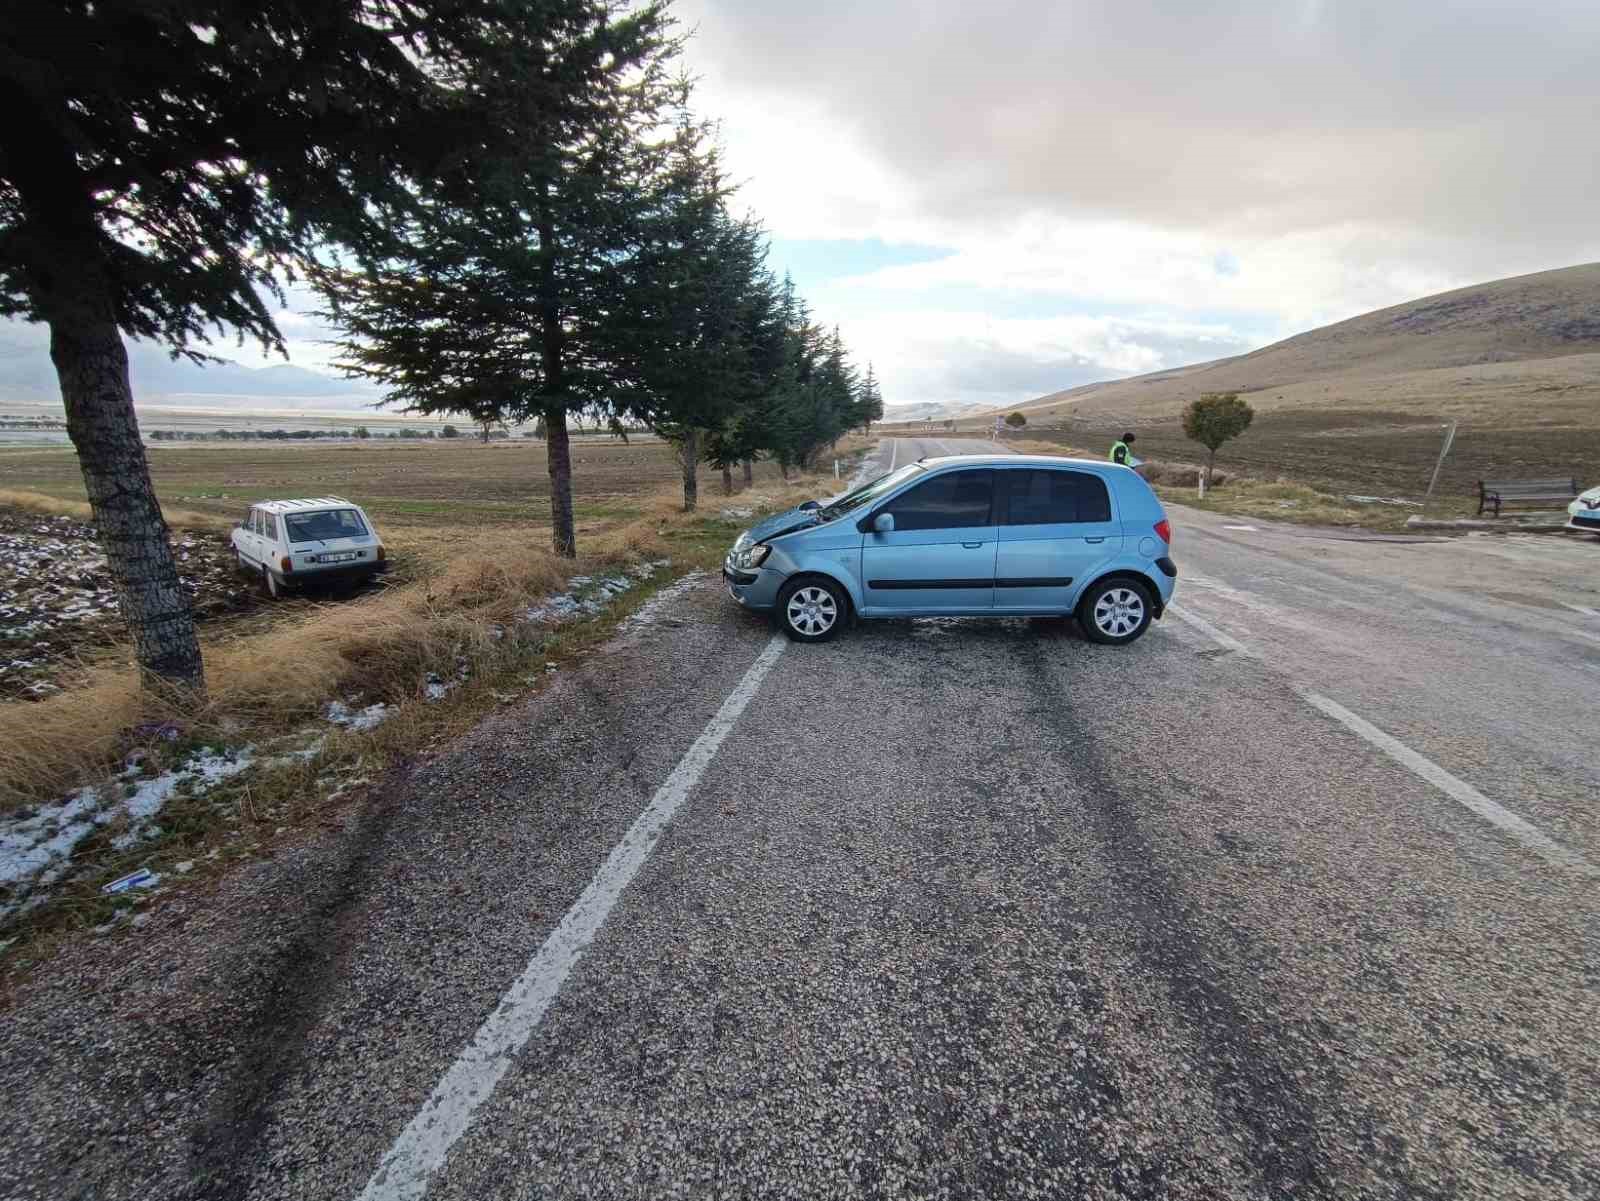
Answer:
[231,498,388,597]
[1568,485,1600,538]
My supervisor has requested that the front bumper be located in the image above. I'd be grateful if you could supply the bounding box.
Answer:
[722,564,784,610]
[1567,512,1600,532]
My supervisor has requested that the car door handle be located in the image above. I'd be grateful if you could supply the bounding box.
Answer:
[962,541,985,549]
[1085,537,1105,543]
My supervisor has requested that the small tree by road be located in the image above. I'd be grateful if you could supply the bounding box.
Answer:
[1182,392,1255,487]
[1005,412,1027,430]
[441,424,461,439]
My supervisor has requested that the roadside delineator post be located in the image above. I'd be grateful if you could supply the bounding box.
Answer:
[1424,420,1458,506]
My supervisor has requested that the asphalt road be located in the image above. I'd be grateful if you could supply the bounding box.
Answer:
[5,438,1599,1200]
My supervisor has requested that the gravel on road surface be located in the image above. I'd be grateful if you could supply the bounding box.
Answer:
[2,438,1596,1201]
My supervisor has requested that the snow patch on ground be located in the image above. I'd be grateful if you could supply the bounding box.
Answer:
[521,559,671,627]
[325,700,392,731]
[615,572,709,637]
[1,747,253,918]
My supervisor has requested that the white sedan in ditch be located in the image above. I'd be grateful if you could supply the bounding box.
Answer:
[1568,485,1600,538]
[232,498,388,597]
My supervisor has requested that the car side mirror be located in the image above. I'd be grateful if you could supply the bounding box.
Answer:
[798,499,820,511]
[872,512,895,534]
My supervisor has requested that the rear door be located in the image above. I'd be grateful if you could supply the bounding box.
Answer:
[240,508,262,566]
[994,467,1122,612]
[860,468,996,613]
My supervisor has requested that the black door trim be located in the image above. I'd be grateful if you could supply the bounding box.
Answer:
[995,577,1074,588]
[866,578,995,590]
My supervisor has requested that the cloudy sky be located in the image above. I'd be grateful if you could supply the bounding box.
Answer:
[683,0,1600,409]
[6,0,1598,412]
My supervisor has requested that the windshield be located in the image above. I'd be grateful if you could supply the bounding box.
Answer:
[820,463,925,519]
[285,508,369,544]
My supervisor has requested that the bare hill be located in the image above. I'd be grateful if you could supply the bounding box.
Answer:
[1013,262,1600,427]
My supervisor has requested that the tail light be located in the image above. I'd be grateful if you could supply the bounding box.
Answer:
[280,555,293,573]
[376,544,386,562]
[1154,519,1172,544]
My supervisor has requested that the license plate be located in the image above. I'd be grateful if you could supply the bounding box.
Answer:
[323,552,358,563]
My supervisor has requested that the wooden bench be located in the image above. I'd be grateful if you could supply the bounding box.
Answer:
[1476,477,1580,517]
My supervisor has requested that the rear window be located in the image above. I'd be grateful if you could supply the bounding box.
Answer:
[1002,469,1112,525]
[285,508,369,543]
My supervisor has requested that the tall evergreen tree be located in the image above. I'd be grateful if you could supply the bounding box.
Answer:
[319,1,681,556]
[611,124,766,510]
[0,0,548,691]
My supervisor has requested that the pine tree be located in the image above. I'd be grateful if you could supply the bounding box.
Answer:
[0,0,546,691]
[318,1,681,555]
[611,123,767,510]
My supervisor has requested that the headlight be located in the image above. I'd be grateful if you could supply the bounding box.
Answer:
[732,544,772,570]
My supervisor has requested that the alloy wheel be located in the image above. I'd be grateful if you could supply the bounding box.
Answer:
[1093,587,1145,638]
[786,586,838,637]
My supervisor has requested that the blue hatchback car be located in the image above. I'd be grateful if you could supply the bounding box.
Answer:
[723,454,1177,645]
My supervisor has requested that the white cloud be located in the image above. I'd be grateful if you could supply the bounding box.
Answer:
[678,0,1600,406]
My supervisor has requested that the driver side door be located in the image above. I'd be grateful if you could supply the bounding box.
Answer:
[860,468,997,614]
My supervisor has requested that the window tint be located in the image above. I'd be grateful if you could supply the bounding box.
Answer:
[249,509,262,535]
[1002,469,1112,525]
[261,512,279,541]
[885,469,993,531]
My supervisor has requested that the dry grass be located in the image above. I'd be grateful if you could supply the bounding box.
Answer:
[0,469,837,808]
[0,487,228,531]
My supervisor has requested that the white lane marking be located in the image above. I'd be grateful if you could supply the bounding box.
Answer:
[1561,602,1600,618]
[1166,603,1253,656]
[1169,598,1594,875]
[1222,524,1259,531]
[357,635,789,1201]
[1576,630,1600,646]
[888,439,898,472]
[1299,690,1598,877]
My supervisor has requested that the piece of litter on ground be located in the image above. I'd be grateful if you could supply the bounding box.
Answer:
[174,860,195,874]
[102,868,158,895]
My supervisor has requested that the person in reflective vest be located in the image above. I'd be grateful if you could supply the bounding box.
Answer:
[1109,431,1136,466]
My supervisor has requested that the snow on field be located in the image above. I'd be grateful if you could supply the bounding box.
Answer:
[1,748,253,920]
[0,509,250,700]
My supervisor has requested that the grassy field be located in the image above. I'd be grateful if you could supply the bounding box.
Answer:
[0,436,862,963]
[917,407,1597,519]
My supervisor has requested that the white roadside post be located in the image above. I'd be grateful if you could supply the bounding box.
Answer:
[834,460,840,479]
[1424,420,1458,506]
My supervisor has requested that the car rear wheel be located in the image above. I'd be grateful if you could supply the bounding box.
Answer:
[777,577,846,643]
[262,566,283,599]
[1078,578,1153,646]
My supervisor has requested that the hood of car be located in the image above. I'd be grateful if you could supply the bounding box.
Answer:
[1573,486,1600,512]
[733,506,821,549]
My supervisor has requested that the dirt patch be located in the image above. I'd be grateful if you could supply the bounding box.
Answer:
[0,509,254,700]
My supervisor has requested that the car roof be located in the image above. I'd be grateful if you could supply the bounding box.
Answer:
[254,497,363,514]
[913,453,1119,471]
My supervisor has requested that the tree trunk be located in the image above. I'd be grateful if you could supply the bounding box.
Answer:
[536,184,576,557]
[1205,445,1216,490]
[545,406,576,556]
[49,300,204,694]
[741,458,753,487]
[679,428,699,512]
[721,464,734,495]
[779,461,790,481]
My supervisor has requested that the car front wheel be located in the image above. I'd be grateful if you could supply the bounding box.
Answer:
[1078,578,1153,645]
[776,577,846,643]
